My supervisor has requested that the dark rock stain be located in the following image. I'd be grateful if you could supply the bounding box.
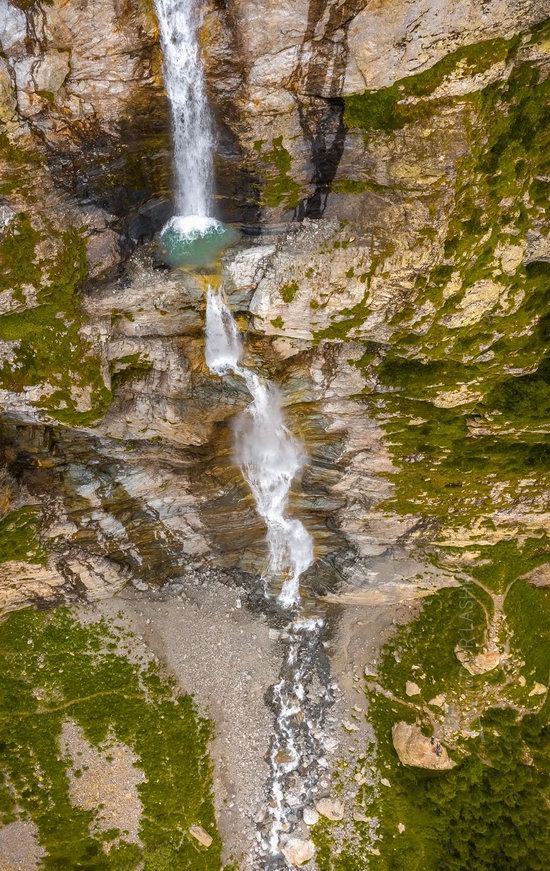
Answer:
[289,0,369,219]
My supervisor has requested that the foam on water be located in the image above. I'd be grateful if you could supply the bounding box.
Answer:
[163,214,224,238]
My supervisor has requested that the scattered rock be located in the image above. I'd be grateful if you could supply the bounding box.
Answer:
[428,694,446,708]
[0,203,16,233]
[353,810,370,823]
[398,822,406,833]
[189,824,213,848]
[405,680,421,696]
[303,807,319,826]
[392,722,456,770]
[455,646,503,675]
[316,797,345,821]
[528,683,546,697]
[281,837,315,866]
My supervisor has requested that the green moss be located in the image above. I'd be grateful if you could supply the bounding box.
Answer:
[0,134,44,196]
[280,281,298,303]
[260,137,301,209]
[0,506,47,565]
[505,578,550,681]
[110,354,154,389]
[344,36,517,132]
[330,180,368,194]
[0,608,221,868]
[270,316,284,329]
[0,214,42,300]
[0,223,111,425]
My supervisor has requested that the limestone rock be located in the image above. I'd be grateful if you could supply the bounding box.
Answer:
[455,646,503,675]
[405,681,421,696]
[345,0,546,92]
[281,837,315,866]
[392,722,456,770]
[303,807,319,826]
[189,825,213,848]
[444,280,503,328]
[528,683,547,697]
[316,797,345,821]
[0,203,16,233]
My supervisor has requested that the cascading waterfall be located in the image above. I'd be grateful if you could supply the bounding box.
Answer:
[205,290,313,608]
[155,0,221,239]
[156,0,329,856]
[205,290,330,864]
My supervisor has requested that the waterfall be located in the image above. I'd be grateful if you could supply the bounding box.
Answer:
[155,0,220,236]
[205,290,313,607]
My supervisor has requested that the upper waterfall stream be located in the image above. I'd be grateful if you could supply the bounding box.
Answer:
[155,0,235,264]
[155,0,213,220]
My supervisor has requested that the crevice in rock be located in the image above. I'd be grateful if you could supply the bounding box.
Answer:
[288,0,369,219]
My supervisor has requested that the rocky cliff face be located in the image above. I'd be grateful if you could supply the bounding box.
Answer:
[1,2,549,866]
[1,0,548,609]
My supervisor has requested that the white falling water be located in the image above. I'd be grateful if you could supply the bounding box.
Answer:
[205,290,313,608]
[155,0,220,234]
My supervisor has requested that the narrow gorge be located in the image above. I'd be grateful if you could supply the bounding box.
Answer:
[0,0,549,869]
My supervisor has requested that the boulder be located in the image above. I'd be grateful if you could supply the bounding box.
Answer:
[455,646,503,675]
[405,680,421,696]
[281,838,315,866]
[316,797,345,821]
[188,825,213,848]
[392,722,455,770]
[528,683,547,697]
[302,807,319,826]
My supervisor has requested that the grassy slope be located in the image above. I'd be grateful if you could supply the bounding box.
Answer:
[0,608,223,870]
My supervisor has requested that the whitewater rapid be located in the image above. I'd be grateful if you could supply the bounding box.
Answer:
[205,290,313,608]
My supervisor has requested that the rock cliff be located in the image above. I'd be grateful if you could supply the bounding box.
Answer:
[0,2,549,867]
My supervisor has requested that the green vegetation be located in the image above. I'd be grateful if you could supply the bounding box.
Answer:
[353,705,550,871]
[340,27,550,534]
[0,220,111,425]
[0,133,44,197]
[110,354,154,390]
[280,281,298,303]
[344,36,517,132]
[315,550,550,869]
[258,137,301,209]
[320,35,550,853]
[0,506,46,565]
[0,608,221,869]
